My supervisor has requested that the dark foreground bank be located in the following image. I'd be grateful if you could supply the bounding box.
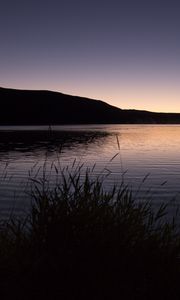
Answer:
[0,167,180,300]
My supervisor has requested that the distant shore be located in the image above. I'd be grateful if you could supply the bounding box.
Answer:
[1,87,180,125]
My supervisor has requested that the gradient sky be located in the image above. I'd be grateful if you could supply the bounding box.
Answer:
[0,0,180,112]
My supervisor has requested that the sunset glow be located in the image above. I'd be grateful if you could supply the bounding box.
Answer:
[0,0,179,113]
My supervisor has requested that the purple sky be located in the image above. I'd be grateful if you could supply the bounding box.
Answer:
[1,0,180,112]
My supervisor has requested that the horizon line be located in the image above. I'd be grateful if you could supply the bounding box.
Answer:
[0,85,179,115]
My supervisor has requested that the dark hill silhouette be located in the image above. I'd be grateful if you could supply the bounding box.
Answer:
[0,87,180,124]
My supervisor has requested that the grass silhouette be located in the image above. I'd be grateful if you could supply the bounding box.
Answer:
[0,164,180,299]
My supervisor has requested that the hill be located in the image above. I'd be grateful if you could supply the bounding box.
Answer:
[0,87,180,124]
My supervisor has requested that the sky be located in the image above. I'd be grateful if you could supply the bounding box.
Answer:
[0,0,180,112]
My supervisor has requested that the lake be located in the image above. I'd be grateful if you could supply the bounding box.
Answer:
[0,124,180,219]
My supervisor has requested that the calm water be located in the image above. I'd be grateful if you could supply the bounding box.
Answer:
[1,124,180,218]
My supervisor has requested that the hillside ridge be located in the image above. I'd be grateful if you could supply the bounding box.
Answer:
[0,87,180,124]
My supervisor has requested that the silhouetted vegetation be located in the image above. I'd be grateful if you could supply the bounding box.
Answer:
[0,166,180,299]
[1,87,180,124]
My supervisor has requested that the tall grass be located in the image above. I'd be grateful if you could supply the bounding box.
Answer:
[0,164,180,299]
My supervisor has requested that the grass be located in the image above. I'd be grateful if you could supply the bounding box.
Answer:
[0,164,180,299]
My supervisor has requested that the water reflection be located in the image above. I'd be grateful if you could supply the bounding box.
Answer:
[0,125,180,218]
[0,129,109,154]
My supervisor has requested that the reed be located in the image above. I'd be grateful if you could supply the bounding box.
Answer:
[0,165,180,299]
